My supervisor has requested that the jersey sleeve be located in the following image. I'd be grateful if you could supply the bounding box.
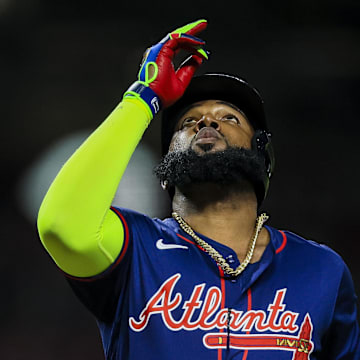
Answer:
[37,98,152,278]
[64,207,154,323]
[321,262,360,358]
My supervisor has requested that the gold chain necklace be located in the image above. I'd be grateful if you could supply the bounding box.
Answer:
[172,212,269,277]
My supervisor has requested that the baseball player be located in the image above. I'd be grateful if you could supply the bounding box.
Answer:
[37,20,360,359]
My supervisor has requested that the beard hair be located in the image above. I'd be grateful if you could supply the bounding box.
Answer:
[153,147,266,195]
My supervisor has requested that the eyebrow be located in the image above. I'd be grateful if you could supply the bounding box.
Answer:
[216,100,239,111]
[215,101,247,117]
[187,100,244,115]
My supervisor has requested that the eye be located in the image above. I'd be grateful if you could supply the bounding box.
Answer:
[181,117,197,128]
[222,114,240,124]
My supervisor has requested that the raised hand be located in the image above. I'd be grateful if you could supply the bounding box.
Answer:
[124,19,209,117]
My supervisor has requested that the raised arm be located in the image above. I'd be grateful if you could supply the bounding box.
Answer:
[37,20,208,278]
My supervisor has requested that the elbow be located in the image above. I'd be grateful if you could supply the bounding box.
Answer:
[36,203,118,277]
[37,206,85,254]
[37,205,62,249]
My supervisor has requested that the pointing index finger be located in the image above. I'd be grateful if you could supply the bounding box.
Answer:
[171,19,208,38]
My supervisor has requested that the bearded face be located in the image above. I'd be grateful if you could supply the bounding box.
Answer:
[154,100,267,202]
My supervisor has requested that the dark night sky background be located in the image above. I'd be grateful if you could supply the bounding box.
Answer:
[1,0,360,358]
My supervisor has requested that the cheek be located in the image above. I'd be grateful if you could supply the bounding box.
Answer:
[168,131,193,152]
[226,132,253,149]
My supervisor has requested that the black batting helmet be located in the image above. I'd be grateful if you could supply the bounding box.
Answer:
[161,73,275,205]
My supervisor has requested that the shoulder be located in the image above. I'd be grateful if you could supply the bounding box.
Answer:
[110,206,178,235]
[270,226,347,272]
[269,227,357,302]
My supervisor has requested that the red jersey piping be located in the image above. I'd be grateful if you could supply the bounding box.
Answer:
[241,287,253,360]
[276,230,288,254]
[218,267,226,360]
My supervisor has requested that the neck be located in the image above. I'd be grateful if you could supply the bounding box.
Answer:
[172,182,268,261]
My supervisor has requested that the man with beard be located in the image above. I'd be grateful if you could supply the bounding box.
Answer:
[37,20,359,359]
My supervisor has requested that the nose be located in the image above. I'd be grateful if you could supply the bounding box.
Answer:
[195,115,220,132]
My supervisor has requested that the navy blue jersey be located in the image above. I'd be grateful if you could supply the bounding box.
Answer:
[67,207,360,359]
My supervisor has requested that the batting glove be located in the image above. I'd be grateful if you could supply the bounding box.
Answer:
[124,19,209,117]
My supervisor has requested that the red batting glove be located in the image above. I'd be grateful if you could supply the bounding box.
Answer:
[124,19,209,117]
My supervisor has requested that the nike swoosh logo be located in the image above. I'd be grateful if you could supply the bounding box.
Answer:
[156,239,189,250]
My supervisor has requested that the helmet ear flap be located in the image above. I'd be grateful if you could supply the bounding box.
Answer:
[251,130,275,202]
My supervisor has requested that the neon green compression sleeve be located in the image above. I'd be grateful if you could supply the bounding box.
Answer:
[37,98,152,277]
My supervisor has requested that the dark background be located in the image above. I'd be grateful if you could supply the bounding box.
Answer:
[2,0,360,358]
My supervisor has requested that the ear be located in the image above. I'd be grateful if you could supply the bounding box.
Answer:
[251,130,275,178]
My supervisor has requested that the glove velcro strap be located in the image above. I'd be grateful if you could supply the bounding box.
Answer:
[124,82,162,117]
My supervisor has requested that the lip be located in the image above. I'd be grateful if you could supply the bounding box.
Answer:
[195,127,222,143]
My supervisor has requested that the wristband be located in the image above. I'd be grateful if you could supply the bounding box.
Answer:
[124,81,162,117]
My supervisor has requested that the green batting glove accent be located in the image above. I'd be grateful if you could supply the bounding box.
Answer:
[138,54,159,85]
[197,48,209,60]
[144,62,158,84]
[171,19,207,36]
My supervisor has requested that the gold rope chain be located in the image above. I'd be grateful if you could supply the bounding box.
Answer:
[172,212,269,277]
